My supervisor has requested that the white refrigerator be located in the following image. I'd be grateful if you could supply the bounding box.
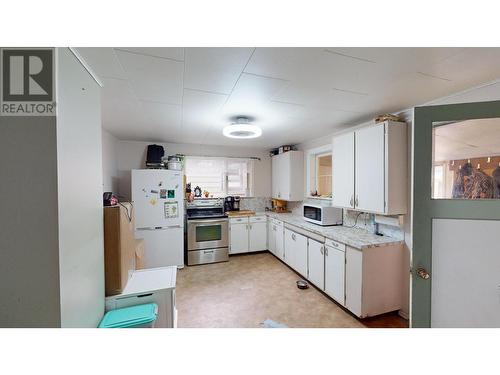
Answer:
[131,169,184,268]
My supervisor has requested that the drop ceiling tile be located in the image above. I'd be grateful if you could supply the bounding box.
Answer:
[222,72,290,120]
[91,47,500,147]
[76,47,127,80]
[141,101,182,128]
[101,78,145,132]
[246,47,393,93]
[181,89,228,140]
[184,48,254,94]
[327,47,464,75]
[115,49,184,104]
[116,47,185,61]
[419,48,500,92]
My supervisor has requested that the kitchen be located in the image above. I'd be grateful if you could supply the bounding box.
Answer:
[102,112,409,328]
[4,46,500,331]
[4,4,500,375]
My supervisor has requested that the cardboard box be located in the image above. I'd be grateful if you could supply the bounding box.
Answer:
[135,239,145,270]
[103,203,136,296]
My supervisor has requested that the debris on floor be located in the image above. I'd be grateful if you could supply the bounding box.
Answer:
[261,319,288,328]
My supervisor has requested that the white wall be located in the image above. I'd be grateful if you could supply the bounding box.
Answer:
[0,48,105,328]
[102,129,119,193]
[115,140,272,201]
[56,48,105,328]
[0,116,61,327]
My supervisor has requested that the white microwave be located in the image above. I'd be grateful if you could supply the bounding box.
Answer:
[303,204,343,226]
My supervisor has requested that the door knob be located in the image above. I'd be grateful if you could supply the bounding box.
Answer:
[416,267,430,280]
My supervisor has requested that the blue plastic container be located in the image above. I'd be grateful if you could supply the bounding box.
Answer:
[98,303,158,328]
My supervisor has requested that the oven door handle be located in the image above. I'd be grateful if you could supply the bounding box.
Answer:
[188,218,228,224]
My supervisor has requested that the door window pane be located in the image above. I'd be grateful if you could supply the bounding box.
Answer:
[432,118,500,199]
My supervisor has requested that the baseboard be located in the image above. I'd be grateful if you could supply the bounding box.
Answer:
[398,309,409,320]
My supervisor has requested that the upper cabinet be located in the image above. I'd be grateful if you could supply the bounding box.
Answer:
[271,151,304,201]
[332,121,407,215]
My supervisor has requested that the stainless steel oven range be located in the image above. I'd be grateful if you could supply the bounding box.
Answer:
[186,198,229,265]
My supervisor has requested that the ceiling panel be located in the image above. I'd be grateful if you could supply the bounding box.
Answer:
[222,72,290,121]
[184,48,254,94]
[419,48,500,92]
[101,78,144,134]
[116,47,185,61]
[76,47,127,80]
[141,101,182,128]
[181,89,228,141]
[246,48,396,94]
[86,47,500,148]
[115,49,184,104]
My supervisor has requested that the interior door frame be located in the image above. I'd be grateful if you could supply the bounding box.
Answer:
[412,100,500,327]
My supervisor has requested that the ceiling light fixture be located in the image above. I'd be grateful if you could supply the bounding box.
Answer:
[223,117,262,139]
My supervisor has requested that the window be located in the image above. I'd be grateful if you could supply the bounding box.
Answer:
[432,118,500,199]
[185,156,253,197]
[306,145,333,199]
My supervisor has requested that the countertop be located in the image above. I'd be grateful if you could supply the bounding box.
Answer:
[263,212,403,250]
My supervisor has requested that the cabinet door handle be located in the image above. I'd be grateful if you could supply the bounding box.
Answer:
[350,195,354,207]
[355,195,359,207]
[291,233,296,241]
[325,247,328,256]
[320,246,324,255]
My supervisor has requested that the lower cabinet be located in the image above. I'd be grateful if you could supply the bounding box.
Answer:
[275,222,284,260]
[307,238,325,290]
[267,218,284,260]
[267,219,276,255]
[249,221,267,251]
[325,242,346,306]
[344,244,404,318]
[229,216,267,254]
[277,222,404,319]
[284,228,308,276]
[229,222,248,254]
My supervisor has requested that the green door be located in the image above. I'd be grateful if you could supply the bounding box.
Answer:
[412,100,500,327]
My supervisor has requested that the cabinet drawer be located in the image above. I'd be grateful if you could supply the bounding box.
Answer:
[325,238,346,251]
[230,217,249,224]
[272,218,284,226]
[249,215,266,223]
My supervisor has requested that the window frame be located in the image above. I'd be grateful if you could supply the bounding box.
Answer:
[306,145,333,200]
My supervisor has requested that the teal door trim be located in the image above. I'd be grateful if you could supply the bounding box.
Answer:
[412,100,500,328]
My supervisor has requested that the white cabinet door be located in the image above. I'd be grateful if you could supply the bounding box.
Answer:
[355,124,385,213]
[345,246,362,316]
[325,245,346,305]
[271,151,304,201]
[295,233,308,277]
[272,156,280,199]
[308,239,325,290]
[230,223,248,254]
[332,132,355,209]
[279,153,290,200]
[284,228,296,269]
[285,229,307,276]
[275,221,284,260]
[267,220,276,255]
[249,222,267,252]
